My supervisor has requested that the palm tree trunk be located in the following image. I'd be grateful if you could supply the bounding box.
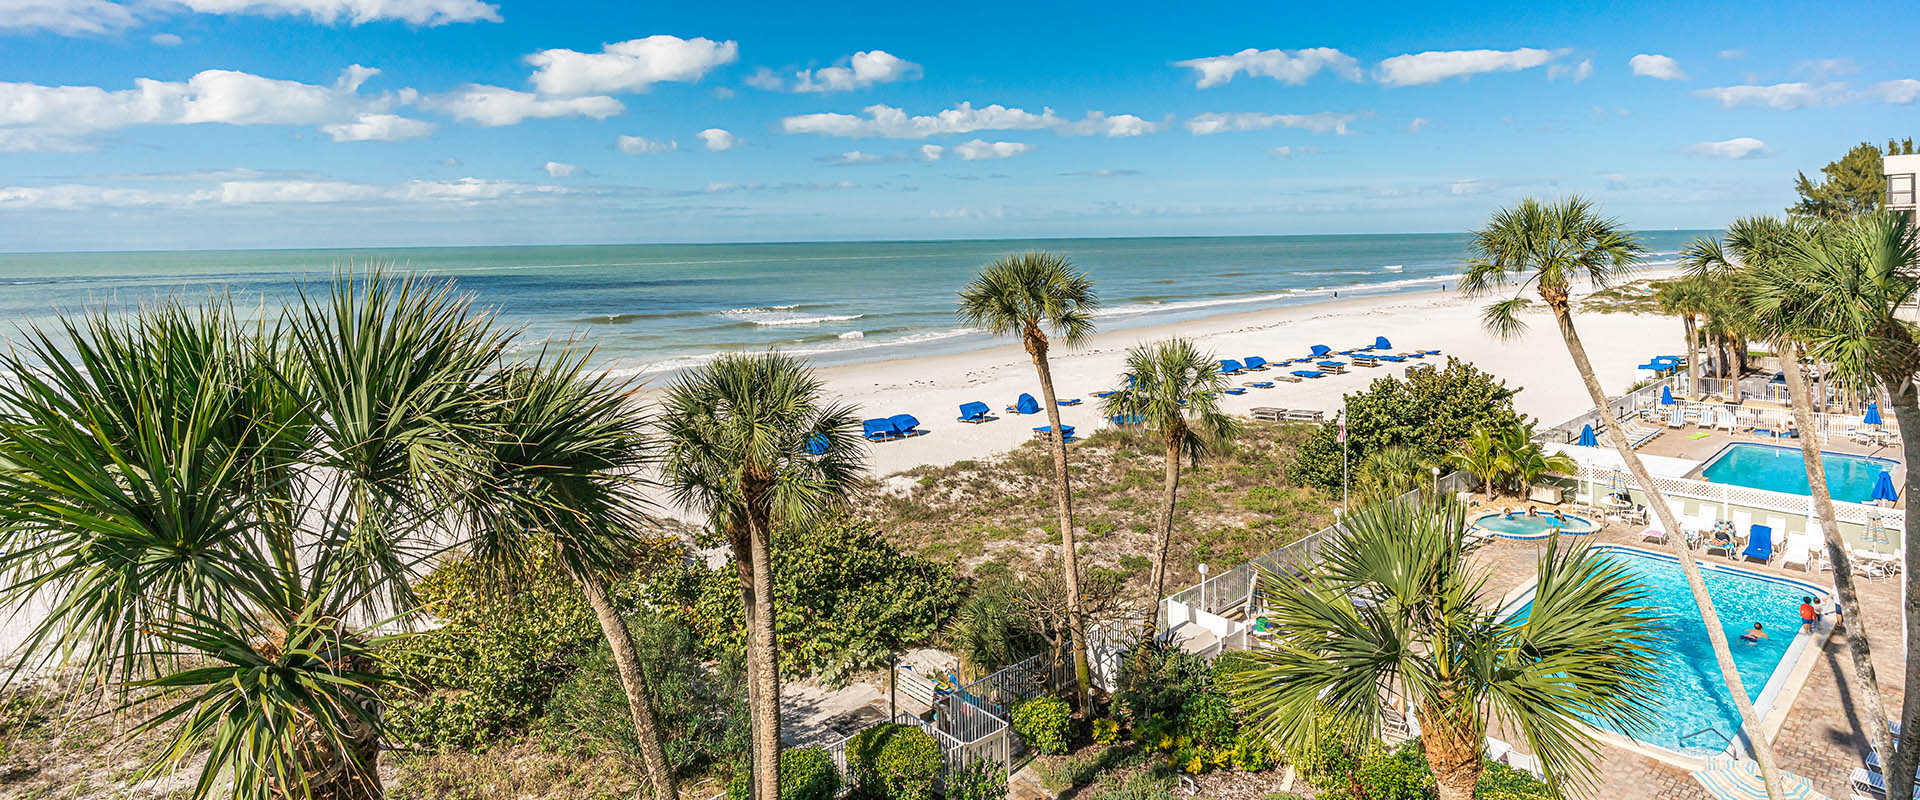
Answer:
[572,566,679,800]
[1144,433,1183,631]
[1779,350,1895,773]
[1551,305,1785,799]
[1884,380,1920,800]
[730,511,782,800]
[1735,339,1751,377]
[1027,332,1091,712]
[1685,315,1701,401]
[1415,701,1483,800]
[302,709,382,800]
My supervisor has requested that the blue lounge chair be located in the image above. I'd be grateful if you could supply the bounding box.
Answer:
[1243,356,1268,371]
[1057,398,1082,407]
[1308,344,1332,358]
[1743,525,1774,563]
[1033,424,1077,443]
[1373,336,1392,350]
[805,433,829,455]
[886,414,926,438]
[1008,393,1042,415]
[957,401,993,423]
[1109,414,1145,427]
[1223,387,1247,395]
[862,418,898,441]
[1376,354,1407,362]
[1219,359,1245,375]
[1091,389,1119,398]
[1248,381,1274,388]
[1291,370,1325,379]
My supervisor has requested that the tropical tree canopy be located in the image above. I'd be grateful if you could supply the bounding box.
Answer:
[1460,196,1645,339]
[955,251,1099,349]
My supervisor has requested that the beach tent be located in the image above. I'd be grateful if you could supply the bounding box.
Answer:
[862,418,897,441]
[957,401,992,423]
[1243,356,1268,370]
[805,433,829,455]
[887,414,923,436]
[1577,424,1598,447]
[1373,336,1392,350]
[1661,386,1675,405]
[1308,344,1332,358]
[1219,359,1245,374]
[1010,393,1041,415]
[1866,402,1883,427]
[1873,470,1900,504]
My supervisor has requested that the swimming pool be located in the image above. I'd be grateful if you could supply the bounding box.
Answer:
[1506,546,1827,757]
[1470,511,1600,539]
[1699,442,1897,503]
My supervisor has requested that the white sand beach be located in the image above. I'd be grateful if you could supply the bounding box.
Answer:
[807,280,1683,480]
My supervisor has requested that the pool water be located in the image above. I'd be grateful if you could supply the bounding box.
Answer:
[1699,442,1896,503]
[1473,513,1597,538]
[1509,546,1823,756]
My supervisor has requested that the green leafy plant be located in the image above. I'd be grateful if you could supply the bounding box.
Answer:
[1288,359,1521,493]
[1090,717,1121,745]
[946,758,1009,800]
[1356,746,1435,800]
[1178,693,1237,750]
[727,746,841,800]
[846,723,943,800]
[1010,696,1073,755]
[1112,641,1215,724]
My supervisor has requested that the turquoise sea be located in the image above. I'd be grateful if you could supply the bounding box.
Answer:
[0,232,1708,375]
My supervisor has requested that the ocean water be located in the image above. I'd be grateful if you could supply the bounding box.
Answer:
[0,232,1708,375]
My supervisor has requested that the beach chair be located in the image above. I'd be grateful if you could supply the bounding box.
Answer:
[1291,370,1326,379]
[1056,397,1082,407]
[1032,424,1076,443]
[1247,381,1274,389]
[1274,372,1303,383]
[1372,336,1392,351]
[1091,389,1120,398]
[1223,387,1247,395]
[1283,409,1326,422]
[1315,361,1348,374]
[1743,524,1774,564]
[1375,354,1407,363]
[1640,528,1667,545]
[1107,414,1145,429]
[1307,344,1332,359]
[885,414,927,439]
[1007,393,1041,415]
[1250,407,1285,421]
[957,401,995,424]
[862,418,898,442]
[1242,356,1268,371]
[1350,355,1381,367]
[1781,532,1818,572]
[1219,359,1245,375]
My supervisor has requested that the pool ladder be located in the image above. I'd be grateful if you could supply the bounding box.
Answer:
[1686,726,1738,754]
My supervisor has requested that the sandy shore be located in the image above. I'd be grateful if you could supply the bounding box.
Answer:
[804,278,1682,479]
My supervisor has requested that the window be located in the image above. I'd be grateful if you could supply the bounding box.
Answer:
[1891,173,1917,208]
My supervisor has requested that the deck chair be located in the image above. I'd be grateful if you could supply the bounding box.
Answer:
[862,418,898,442]
[957,401,994,424]
[1219,359,1245,375]
[1007,393,1041,415]
[885,414,927,438]
[1222,387,1247,396]
[1290,370,1326,379]
[1743,524,1774,563]
[1247,381,1275,389]
[1781,532,1817,572]
[1242,356,1269,371]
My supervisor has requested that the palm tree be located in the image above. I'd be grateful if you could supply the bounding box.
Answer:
[457,347,679,800]
[1749,211,1920,794]
[1447,425,1506,497]
[0,274,509,800]
[1356,445,1435,502]
[1460,196,1788,798]
[657,352,865,800]
[957,251,1099,710]
[1225,499,1662,800]
[1098,338,1239,629]
[1654,276,1714,399]
[1500,420,1577,498]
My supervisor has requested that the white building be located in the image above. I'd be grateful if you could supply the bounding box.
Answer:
[1888,153,1920,221]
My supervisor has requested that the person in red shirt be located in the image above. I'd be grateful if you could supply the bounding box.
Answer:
[1799,596,1819,633]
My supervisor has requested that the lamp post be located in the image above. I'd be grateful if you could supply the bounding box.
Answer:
[1431,465,1442,500]
[1197,562,1209,613]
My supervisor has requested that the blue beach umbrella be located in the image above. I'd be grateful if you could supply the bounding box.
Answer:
[1873,470,1899,504]
[1866,402,1883,426]
[1577,424,1598,447]
[1661,385,1675,405]
[1690,756,1823,800]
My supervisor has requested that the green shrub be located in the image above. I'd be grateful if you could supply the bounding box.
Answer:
[1090,717,1121,745]
[1112,642,1214,724]
[1010,696,1073,755]
[946,758,1008,800]
[1178,693,1237,749]
[1356,745,1434,800]
[727,746,841,800]
[1475,760,1552,799]
[543,610,747,779]
[1085,770,1180,800]
[1036,745,1136,793]
[1288,359,1520,492]
[1231,728,1278,772]
[1288,707,1375,788]
[847,723,942,800]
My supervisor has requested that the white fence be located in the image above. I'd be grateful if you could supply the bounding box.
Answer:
[1566,463,1904,545]
[1541,374,1893,449]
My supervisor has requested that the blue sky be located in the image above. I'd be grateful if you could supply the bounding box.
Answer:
[1,0,1916,251]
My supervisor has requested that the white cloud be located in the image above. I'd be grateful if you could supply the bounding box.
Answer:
[792,50,922,93]
[1693,82,1846,109]
[1629,54,1686,80]
[1867,79,1920,104]
[696,128,736,151]
[0,65,422,151]
[743,67,785,91]
[779,102,1160,139]
[1547,58,1592,82]
[543,161,580,177]
[150,32,182,45]
[1681,137,1767,159]
[820,150,886,165]
[711,86,734,99]
[429,85,623,126]
[1374,48,1564,87]
[0,0,498,34]
[951,139,1033,160]
[1407,117,1429,133]
[1173,47,1361,88]
[525,36,737,97]
[0,175,568,209]
[321,112,433,141]
[615,135,676,154]
[1718,49,1746,60]
[1185,111,1360,136]
[1798,57,1860,79]
[1268,145,1322,158]
[919,144,943,161]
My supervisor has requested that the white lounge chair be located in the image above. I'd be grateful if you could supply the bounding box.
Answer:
[1641,528,1668,544]
[1781,532,1817,572]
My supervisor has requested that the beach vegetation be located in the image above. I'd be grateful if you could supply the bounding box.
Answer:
[658,351,867,800]
[1223,498,1662,800]
[945,758,1010,800]
[1010,696,1074,754]
[1460,196,1790,796]
[1098,337,1239,628]
[957,250,1102,711]
[726,746,841,800]
[846,723,942,800]
[1789,139,1909,221]
[1445,419,1572,499]
[1287,358,1522,495]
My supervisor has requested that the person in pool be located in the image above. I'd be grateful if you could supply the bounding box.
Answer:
[1740,623,1769,644]
[1525,506,1538,518]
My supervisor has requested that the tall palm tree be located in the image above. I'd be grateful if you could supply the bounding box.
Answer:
[657,352,865,800]
[1460,196,1788,798]
[1446,425,1506,497]
[1753,211,1920,795]
[1654,276,1714,399]
[0,274,510,800]
[957,251,1099,710]
[1500,420,1577,497]
[457,347,679,800]
[1225,499,1662,800]
[1098,338,1239,629]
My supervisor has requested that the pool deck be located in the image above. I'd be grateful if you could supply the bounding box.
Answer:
[1466,511,1905,800]
[1636,427,1906,508]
